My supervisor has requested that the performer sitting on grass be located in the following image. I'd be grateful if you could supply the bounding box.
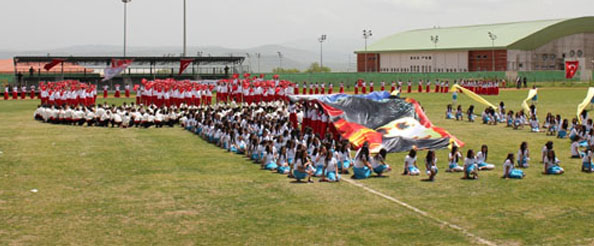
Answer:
[353,142,373,179]
[402,149,419,176]
[476,145,495,170]
[517,142,530,168]
[447,146,464,172]
[502,153,525,179]
[372,148,392,177]
[543,150,564,175]
[425,150,438,181]
[463,149,479,180]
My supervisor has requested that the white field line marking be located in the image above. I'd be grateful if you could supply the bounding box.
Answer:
[342,178,497,246]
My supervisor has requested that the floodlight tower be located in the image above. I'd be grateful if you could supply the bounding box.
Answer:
[318,34,327,70]
[488,32,498,71]
[430,35,439,72]
[363,30,373,72]
[122,0,132,57]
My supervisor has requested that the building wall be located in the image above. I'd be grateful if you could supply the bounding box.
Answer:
[376,51,468,73]
[357,53,380,72]
[507,33,594,71]
[468,50,507,71]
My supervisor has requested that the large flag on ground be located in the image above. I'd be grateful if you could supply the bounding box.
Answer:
[290,92,463,153]
[102,59,133,81]
[566,61,579,79]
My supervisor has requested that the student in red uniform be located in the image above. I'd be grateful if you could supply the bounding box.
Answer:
[354,81,359,95]
[339,82,345,94]
[125,84,130,98]
[103,85,109,98]
[418,80,423,93]
[425,81,430,93]
[369,81,374,92]
[320,83,325,94]
[391,81,396,93]
[380,81,385,92]
[20,86,26,99]
[302,81,307,95]
[361,81,367,94]
[3,86,8,100]
[30,85,36,99]
[114,84,121,98]
[407,81,412,93]
[328,83,333,94]
[12,86,18,99]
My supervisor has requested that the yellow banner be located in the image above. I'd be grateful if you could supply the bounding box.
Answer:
[521,89,538,113]
[451,84,497,110]
[577,87,594,124]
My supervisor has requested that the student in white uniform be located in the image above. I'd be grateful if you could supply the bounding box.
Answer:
[476,145,495,170]
[502,153,525,179]
[463,149,479,180]
[320,150,340,182]
[517,142,530,168]
[353,142,373,179]
[402,149,420,176]
[543,150,564,175]
[447,146,464,172]
[293,149,313,183]
[371,148,392,176]
[581,147,593,173]
[425,150,438,181]
[570,139,584,159]
[261,145,278,171]
[276,146,291,174]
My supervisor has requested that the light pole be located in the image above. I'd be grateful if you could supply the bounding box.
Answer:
[430,35,439,73]
[183,0,187,57]
[488,32,497,71]
[318,34,327,71]
[277,51,283,71]
[245,53,252,73]
[122,0,132,57]
[363,30,373,72]
[256,53,261,73]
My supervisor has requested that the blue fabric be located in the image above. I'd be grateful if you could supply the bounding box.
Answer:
[251,153,258,160]
[288,158,293,165]
[353,166,371,179]
[404,165,418,174]
[579,141,589,148]
[325,171,341,181]
[449,163,461,169]
[446,113,453,119]
[230,146,238,153]
[265,162,278,170]
[478,162,491,168]
[482,116,490,124]
[509,169,524,179]
[558,130,567,138]
[314,165,325,176]
[375,164,391,174]
[341,160,351,169]
[465,165,477,175]
[293,170,307,180]
[546,166,564,174]
[517,158,528,167]
[277,165,291,174]
[582,162,593,170]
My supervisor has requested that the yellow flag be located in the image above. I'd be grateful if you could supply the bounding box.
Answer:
[577,88,594,124]
[451,84,497,110]
[521,89,538,113]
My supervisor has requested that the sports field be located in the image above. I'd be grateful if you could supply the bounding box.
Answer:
[1,88,594,245]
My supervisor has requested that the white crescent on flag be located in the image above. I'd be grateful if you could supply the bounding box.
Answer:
[102,59,133,81]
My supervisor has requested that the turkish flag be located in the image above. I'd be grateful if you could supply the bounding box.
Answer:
[178,59,194,75]
[566,61,579,79]
[43,59,65,71]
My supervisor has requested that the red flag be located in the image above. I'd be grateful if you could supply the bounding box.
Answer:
[178,59,194,75]
[43,59,65,71]
[565,61,579,79]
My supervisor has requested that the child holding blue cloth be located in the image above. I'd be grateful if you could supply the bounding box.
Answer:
[447,146,464,172]
[463,149,479,180]
[476,145,495,171]
[582,147,593,173]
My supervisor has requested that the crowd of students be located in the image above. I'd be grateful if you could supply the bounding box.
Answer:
[445,94,594,175]
[4,84,38,100]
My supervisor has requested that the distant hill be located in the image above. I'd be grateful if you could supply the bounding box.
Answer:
[0,38,363,72]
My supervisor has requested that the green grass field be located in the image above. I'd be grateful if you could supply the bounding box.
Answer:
[1,88,594,245]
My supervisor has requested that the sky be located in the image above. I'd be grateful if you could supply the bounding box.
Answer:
[0,0,592,51]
